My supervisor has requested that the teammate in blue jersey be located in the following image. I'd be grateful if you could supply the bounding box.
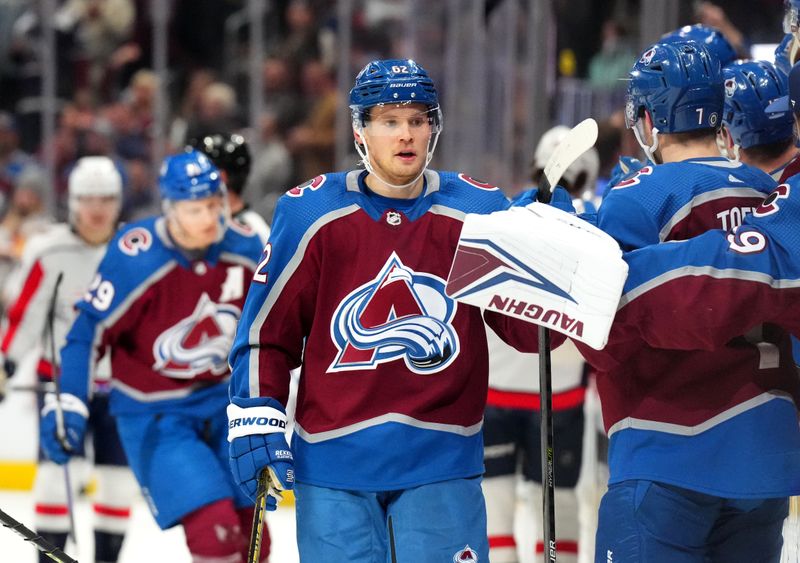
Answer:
[718,59,797,180]
[226,59,544,563]
[603,25,736,193]
[584,40,798,563]
[39,150,269,562]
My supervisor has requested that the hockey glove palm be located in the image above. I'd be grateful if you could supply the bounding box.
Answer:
[40,393,88,465]
[228,396,294,506]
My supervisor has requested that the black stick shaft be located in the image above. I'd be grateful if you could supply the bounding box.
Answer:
[538,326,557,562]
[45,273,77,544]
[538,177,553,204]
[0,507,79,562]
[247,470,268,563]
[536,182,557,561]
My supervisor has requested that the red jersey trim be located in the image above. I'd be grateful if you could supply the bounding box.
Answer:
[2,260,44,353]
[489,534,516,548]
[487,386,586,411]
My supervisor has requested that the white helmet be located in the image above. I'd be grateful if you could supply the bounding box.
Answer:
[533,125,600,197]
[68,156,123,215]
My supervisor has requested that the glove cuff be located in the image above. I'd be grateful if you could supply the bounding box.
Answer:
[42,393,89,418]
[227,401,288,442]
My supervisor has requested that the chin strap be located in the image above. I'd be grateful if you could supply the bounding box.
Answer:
[633,123,660,164]
[716,129,741,162]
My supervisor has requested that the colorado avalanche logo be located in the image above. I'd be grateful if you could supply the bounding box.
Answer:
[724,77,737,98]
[453,545,478,563]
[329,252,459,374]
[152,293,241,378]
[118,227,152,256]
[639,47,656,66]
[287,175,326,197]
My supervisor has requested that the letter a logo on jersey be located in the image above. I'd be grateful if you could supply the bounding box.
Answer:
[329,252,459,374]
[152,293,241,378]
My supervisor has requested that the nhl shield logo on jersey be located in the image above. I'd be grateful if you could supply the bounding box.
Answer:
[329,252,459,374]
[453,545,478,563]
[152,293,241,378]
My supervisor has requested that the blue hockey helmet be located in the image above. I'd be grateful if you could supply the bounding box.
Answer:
[722,60,793,150]
[158,149,222,202]
[625,40,724,134]
[349,59,442,130]
[661,24,737,66]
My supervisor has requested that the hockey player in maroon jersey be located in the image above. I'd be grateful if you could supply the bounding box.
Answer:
[226,59,551,562]
[39,150,269,562]
[586,39,799,562]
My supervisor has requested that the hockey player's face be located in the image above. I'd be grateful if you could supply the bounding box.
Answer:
[169,195,224,249]
[361,103,432,184]
[74,195,121,244]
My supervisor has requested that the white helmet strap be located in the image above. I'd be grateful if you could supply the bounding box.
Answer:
[633,122,660,164]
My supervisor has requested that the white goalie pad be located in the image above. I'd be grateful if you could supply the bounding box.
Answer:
[446,203,628,350]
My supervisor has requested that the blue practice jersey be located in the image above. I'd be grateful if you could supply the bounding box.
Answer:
[60,216,263,417]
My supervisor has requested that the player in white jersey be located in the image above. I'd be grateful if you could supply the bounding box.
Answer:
[483,127,600,563]
[189,133,271,244]
[0,156,137,563]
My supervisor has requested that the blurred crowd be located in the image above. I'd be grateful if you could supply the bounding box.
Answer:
[0,0,783,309]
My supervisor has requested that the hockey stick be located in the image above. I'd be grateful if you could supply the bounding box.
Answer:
[247,470,269,563]
[9,383,56,394]
[0,507,79,562]
[536,117,599,562]
[46,272,78,547]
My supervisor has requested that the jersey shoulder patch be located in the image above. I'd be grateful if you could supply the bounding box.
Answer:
[610,164,655,190]
[436,170,508,214]
[285,174,330,198]
[117,225,154,256]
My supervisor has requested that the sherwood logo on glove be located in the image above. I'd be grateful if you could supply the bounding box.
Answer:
[227,403,288,441]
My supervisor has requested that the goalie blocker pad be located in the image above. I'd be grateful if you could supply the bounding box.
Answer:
[446,203,628,350]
